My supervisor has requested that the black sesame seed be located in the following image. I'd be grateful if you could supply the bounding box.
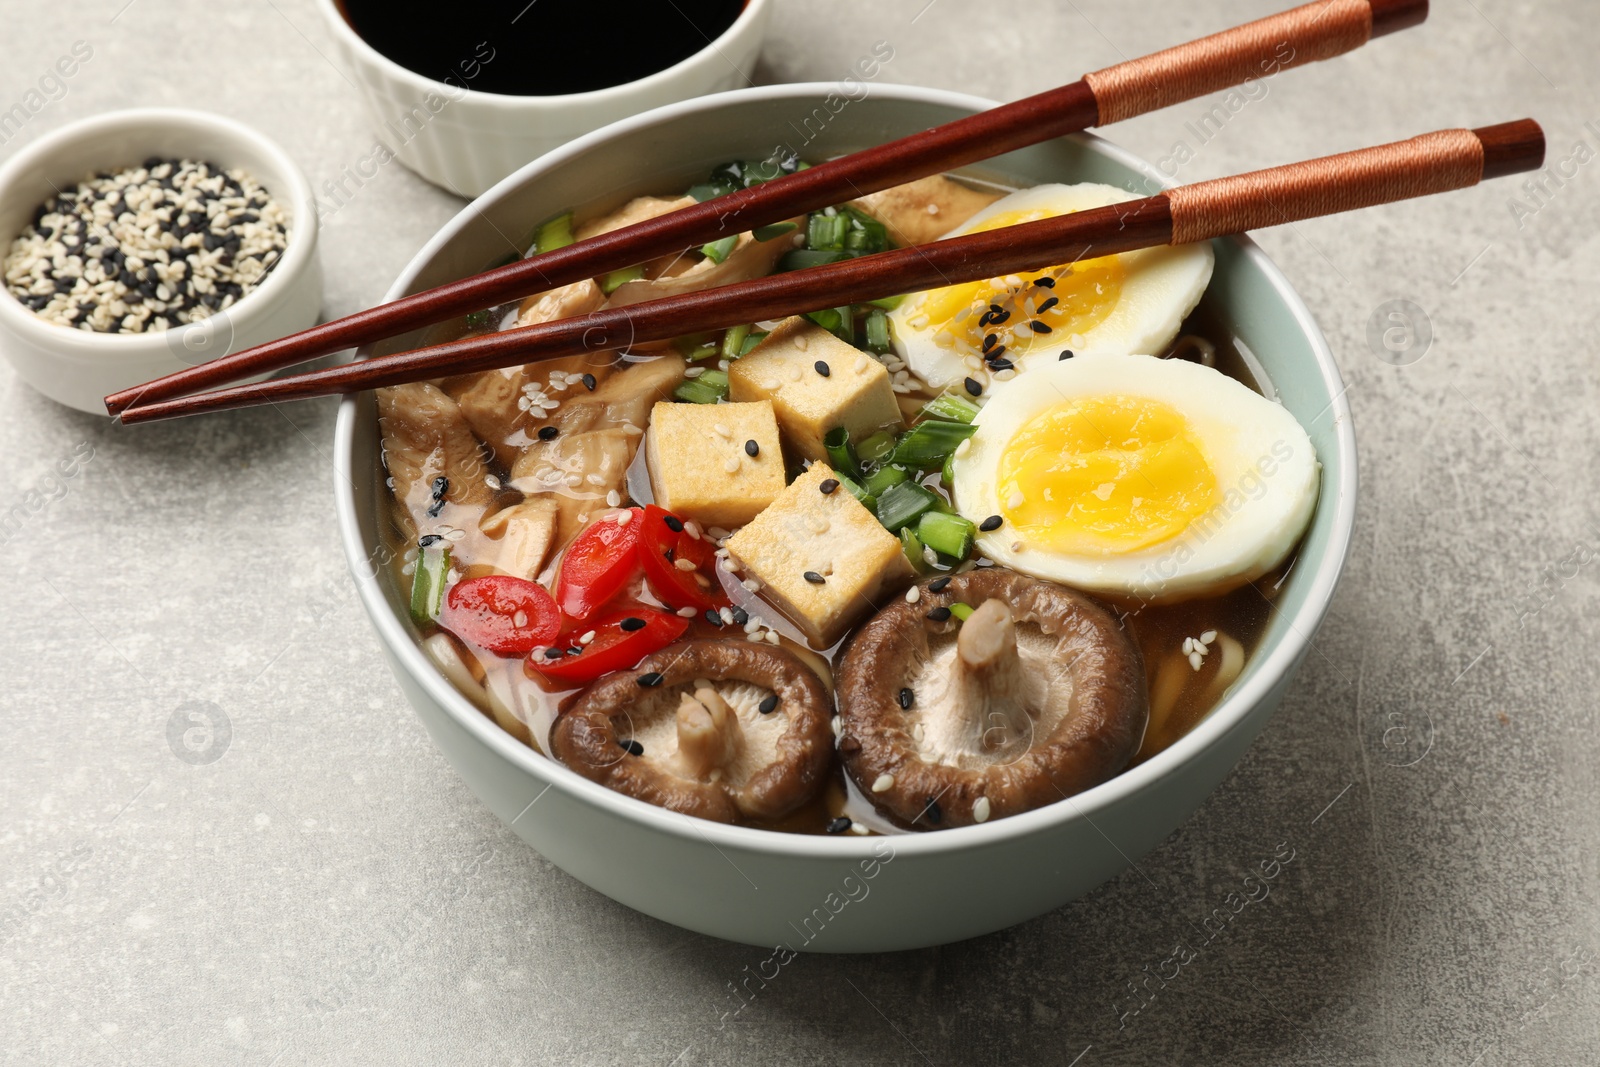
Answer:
[1028,320,1053,334]
[927,606,952,622]
[418,534,443,548]
[543,647,564,659]
[637,671,664,688]
[618,739,644,756]
[537,425,559,440]
[898,687,914,710]
[1033,276,1056,289]
[819,478,840,495]
[732,607,749,626]
[928,576,952,592]
[619,616,647,632]
[803,570,826,585]
[963,377,983,397]
[582,373,597,391]
[566,646,583,656]
[984,344,1006,363]
[1036,296,1060,314]
[663,514,684,533]
[826,817,852,834]
[704,608,724,627]
[1059,349,1075,361]
[813,360,831,377]
[979,514,1003,532]
[989,309,1011,325]
[982,333,998,352]
[977,311,995,328]
[758,694,779,714]
[744,439,759,457]
[988,358,1014,372]
[921,799,943,825]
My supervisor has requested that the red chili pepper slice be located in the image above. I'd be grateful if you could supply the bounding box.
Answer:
[554,508,643,619]
[638,505,727,612]
[529,607,689,685]
[440,575,562,656]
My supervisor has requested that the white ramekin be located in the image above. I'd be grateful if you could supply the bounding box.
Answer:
[334,84,1358,952]
[0,108,322,415]
[316,0,773,199]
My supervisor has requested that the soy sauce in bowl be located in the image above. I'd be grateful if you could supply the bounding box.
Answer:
[336,0,749,96]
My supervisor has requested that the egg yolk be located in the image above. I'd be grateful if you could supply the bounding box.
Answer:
[997,395,1218,555]
[908,207,1124,356]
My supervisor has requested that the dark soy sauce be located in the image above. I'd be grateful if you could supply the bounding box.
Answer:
[338,0,747,97]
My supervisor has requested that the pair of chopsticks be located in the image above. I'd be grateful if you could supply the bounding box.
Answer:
[110,0,1539,424]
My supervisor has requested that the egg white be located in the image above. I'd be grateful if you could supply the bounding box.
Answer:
[889,183,1215,390]
[950,353,1319,602]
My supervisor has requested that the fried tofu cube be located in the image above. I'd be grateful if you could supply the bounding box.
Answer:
[726,463,913,648]
[728,318,903,462]
[646,400,785,527]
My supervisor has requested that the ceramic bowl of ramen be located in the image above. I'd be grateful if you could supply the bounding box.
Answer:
[316,0,774,198]
[333,83,1356,952]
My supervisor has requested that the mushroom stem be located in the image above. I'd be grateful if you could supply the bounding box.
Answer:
[953,599,1033,756]
[676,686,742,779]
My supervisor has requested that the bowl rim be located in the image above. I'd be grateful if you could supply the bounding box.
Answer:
[0,106,318,362]
[312,0,771,112]
[334,81,1357,860]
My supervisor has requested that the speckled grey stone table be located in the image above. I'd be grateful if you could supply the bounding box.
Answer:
[4,1,1597,1063]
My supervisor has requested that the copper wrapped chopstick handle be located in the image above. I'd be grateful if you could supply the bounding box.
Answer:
[1084,0,1425,125]
[1166,119,1540,243]
[104,0,1428,417]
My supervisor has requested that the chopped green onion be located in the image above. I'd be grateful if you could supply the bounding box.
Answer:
[864,308,892,352]
[806,305,854,342]
[687,181,735,202]
[410,543,451,625]
[862,464,910,497]
[701,235,739,264]
[779,249,850,272]
[916,511,975,560]
[867,294,905,311]
[808,212,848,251]
[921,392,980,424]
[464,308,495,331]
[823,426,860,479]
[841,209,889,254]
[941,451,957,489]
[857,430,897,465]
[875,480,941,533]
[832,471,875,512]
[900,527,931,574]
[738,330,768,357]
[673,369,729,404]
[533,212,575,255]
[720,324,751,361]
[672,331,719,362]
[948,602,975,622]
[890,419,978,469]
[753,221,798,242]
[600,265,645,295]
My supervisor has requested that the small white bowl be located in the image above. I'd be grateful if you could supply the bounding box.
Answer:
[316,0,773,198]
[0,108,322,415]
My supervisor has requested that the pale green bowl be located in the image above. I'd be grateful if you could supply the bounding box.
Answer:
[334,84,1356,952]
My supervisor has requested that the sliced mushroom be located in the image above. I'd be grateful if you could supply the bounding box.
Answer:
[550,640,834,823]
[477,497,560,579]
[377,382,494,541]
[603,220,801,308]
[836,568,1147,830]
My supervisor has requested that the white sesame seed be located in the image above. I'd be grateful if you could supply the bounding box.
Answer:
[674,557,697,572]
[723,456,740,473]
[1189,651,1204,671]
[871,774,895,793]
[1182,637,1196,655]
[760,378,781,391]
[832,716,843,739]
[742,579,761,593]
[905,587,921,604]
[794,333,809,351]
[606,490,621,507]
[615,510,633,525]
[579,630,596,645]
[973,797,992,823]
[714,423,732,438]
[1201,630,1217,645]
[678,606,698,618]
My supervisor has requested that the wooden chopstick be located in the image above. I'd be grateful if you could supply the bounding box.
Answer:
[104,0,1428,416]
[116,120,1542,425]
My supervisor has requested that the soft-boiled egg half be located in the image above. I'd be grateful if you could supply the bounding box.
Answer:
[950,353,1318,601]
[889,183,1214,390]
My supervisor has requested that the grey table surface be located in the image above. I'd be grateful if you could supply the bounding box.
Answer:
[3,1,1597,1063]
